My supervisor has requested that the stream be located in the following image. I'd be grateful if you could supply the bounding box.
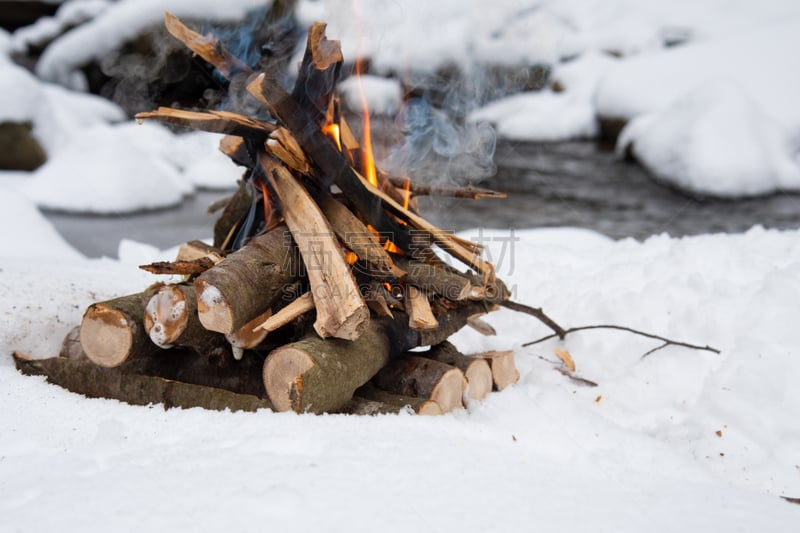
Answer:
[45,141,800,258]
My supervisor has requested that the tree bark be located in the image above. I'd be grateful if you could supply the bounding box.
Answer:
[371,355,465,413]
[342,385,442,415]
[13,352,271,412]
[79,284,163,368]
[195,225,299,334]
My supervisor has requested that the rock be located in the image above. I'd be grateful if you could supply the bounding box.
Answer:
[0,121,47,170]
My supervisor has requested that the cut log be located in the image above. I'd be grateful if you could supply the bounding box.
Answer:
[262,159,369,340]
[254,291,314,333]
[343,385,442,415]
[79,284,163,368]
[423,342,492,402]
[473,349,520,390]
[143,284,230,359]
[195,225,299,334]
[371,355,465,413]
[405,286,439,330]
[13,352,271,413]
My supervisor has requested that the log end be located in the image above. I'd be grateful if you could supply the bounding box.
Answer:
[430,367,466,413]
[463,359,493,402]
[79,304,133,368]
[195,279,235,334]
[262,346,316,412]
[143,285,189,347]
[417,400,444,416]
[482,350,520,390]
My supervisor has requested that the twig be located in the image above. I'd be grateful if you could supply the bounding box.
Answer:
[500,300,567,339]
[522,324,720,357]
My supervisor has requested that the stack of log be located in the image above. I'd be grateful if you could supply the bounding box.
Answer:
[18,14,522,415]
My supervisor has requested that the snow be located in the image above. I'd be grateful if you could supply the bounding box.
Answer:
[2,214,800,529]
[11,0,112,54]
[338,74,402,116]
[617,81,800,197]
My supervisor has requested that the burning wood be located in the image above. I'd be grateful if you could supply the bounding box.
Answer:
[42,14,520,415]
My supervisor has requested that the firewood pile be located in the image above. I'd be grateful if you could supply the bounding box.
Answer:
[25,14,524,415]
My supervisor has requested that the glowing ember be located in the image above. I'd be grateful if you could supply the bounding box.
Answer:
[345,251,359,265]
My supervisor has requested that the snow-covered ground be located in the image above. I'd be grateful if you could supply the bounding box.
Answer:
[2,1,800,530]
[2,191,800,531]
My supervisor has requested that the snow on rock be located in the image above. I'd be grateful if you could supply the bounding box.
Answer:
[0,27,10,56]
[36,0,272,90]
[469,52,617,141]
[168,131,244,189]
[595,18,800,130]
[2,227,800,530]
[20,122,192,213]
[338,74,402,116]
[617,81,800,197]
[0,185,82,260]
[11,0,112,54]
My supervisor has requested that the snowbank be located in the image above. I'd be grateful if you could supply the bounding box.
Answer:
[338,74,402,116]
[36,0,273,90]
[2,226,800,530]
[469,53,617,141]
[11,0,112,54]
[19,122,193,213]
[617,81,800,197]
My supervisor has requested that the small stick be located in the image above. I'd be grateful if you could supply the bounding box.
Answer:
[500,300,567,339]
[522,324,721,356]
[405,286,438,330]
[385,176,507,200]
[254,292,315,333]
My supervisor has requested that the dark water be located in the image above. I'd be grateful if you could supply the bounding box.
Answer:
[45,141,800,258]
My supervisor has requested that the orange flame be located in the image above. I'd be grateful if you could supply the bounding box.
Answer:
[260,182,272,225]
[402,177,411,210]
[345,251,359,265]
[355,59,378,188]
[322,123,342,151]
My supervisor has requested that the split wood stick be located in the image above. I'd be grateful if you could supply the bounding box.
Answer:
[254,291,315,333]
[319,195,400,278]
[144,284,230,359]
[423,342,492,403]
[262,158,369,340]
[343,385,442,415]
[393,255,471,300]
[467,314,497,336]
[80,284,163,368]
[371,355,465,413]
[164,12,251,80]
[225,309,272,360]
[405,286,438,330]
[13,352,272,413]
[139,258,215,277]
[176,240,223,263]
[246,73,414,252]
[219,135,254,168]
[135,107,274,138]
[195,225,299,334]
[473,349,520,390]
[385,176,507,200]
[292,22,343,125]
[265,127,312,175]
[364,282,393,318]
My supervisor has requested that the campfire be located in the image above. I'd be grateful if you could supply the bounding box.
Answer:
[19,14,524,415]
